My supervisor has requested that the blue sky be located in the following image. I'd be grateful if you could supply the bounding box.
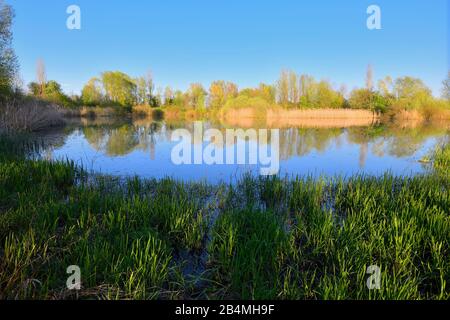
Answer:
[8,0,449,96]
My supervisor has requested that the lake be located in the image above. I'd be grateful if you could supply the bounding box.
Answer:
[37,117,449,183]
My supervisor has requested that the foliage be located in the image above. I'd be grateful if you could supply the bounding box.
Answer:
[310,80,345,109]
[223,95,272,111]
[28,80,75,108]
[81,77,103,106]
[348,88,390,113]
[393,76,433,110]
[0,0,18,100]
[101,71,137,108]
[186,83,206,109]
[432,140,450,178]
[208,80,238,108]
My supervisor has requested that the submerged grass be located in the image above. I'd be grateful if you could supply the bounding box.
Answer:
[0,135,448,300]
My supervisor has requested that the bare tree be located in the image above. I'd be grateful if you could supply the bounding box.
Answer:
[146,70,154,100]
[36,59,46,96]
[339,84,348,98]
[378,76,393,97]
[277,70,290,105]
[289,71,299,104]
[365,64,374,91]
[442,71,450,101]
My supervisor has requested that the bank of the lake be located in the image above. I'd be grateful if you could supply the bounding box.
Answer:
[0,135,448,300]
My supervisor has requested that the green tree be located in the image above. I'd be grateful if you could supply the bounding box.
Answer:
[173,90,185,108]
[393,76,432,109]
[135,76,147,105]
[187,83,206,109]
[45,80,73,107]
[28,79,73,107]
[0,0,18,98]
[299,74,315,107]
[209,80,238,108]
[348,88,372,110]
[312,80,344,109]
[209,80,226,108]
[27,82,40,96]
[81,77,103,106]
[44,80,62,96]
[258,83,276,103]
[349,88,390,113]
[101,71,137,107]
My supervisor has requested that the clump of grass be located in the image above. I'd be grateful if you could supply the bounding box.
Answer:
[432,142,450,177]
[208,174,449,300]
[0,135,210,299]
[209,208,288,299]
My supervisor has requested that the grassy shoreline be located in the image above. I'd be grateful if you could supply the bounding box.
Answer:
[0,135,448,300]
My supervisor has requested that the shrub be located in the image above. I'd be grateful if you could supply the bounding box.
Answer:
[223,95,272,110]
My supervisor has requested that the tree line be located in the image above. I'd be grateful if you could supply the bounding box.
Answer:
[25,61,450,115]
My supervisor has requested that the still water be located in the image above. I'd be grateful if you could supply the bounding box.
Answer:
[39,118,449,183]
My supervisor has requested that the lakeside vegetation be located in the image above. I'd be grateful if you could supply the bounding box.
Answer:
[21,65,450,125]
[0,135,448,299]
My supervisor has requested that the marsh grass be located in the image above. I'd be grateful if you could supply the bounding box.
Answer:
[0,135,448,300]
[0,99,65,133]
[432,141,450,178]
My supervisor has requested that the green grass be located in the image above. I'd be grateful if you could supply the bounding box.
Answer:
[0,135,449,300]
[432,141,450,179]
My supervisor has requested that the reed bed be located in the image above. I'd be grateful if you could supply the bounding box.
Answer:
[0,100,65,133]
[61,106,120,118]
[219,107,379,128]
[0,136,448,300]
[267,108,378,119]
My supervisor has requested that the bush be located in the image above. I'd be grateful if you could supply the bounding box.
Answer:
[348,89,390,113]
[420,99,450,120]
[223,95,273,110]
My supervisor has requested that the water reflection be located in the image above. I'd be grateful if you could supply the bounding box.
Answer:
[40,118,449,182]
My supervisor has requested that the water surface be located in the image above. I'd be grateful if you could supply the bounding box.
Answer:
[38,118,449,183]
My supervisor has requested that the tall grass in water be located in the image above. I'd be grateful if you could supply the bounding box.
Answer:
[0,137,208,299]
[432,141,450,178]
[0,136,448,299]
[209,173,449,300]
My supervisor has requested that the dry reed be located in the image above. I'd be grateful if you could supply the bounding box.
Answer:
[0,99,65,133]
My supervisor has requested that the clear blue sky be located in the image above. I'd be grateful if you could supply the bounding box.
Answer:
[8,0,449,96]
